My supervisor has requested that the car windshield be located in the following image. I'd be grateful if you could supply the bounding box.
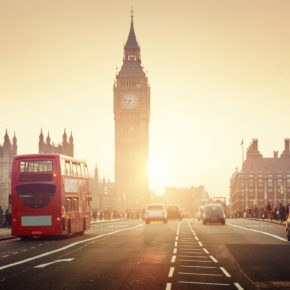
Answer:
[148,205,163,210]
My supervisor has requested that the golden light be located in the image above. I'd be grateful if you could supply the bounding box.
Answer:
[147,160,165,178]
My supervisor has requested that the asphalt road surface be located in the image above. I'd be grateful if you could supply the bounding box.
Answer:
[0,219,289,289]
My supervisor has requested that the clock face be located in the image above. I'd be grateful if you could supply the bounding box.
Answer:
[121,92,139,110]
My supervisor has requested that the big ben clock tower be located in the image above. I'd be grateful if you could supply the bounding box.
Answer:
[114,10,150,209]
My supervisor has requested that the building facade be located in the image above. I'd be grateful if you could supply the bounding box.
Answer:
[0,130,17,210]
[113,13,150,209]
[230,139,290,214]
[39,129,74,157]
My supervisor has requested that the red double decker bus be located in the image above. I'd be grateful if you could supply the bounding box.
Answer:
[11,154,91,239]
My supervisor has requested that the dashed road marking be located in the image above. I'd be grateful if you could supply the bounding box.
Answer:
[178,272,223,277]
[173,248,177,254]
[12,252,18,255]
[178,259,212,263]
[2,255,9,258]
[171,255,176,263]
[234,282,244,290]
[180,265,217,269]
[209,255,218,263]
[198,241,203,247]
[203,248,209,254]
[168,267,174,277]
[165,283,171,290]
[220,267,231,277]
[178,281,231,286]
[174,241,178,247]
[179,255,208,258]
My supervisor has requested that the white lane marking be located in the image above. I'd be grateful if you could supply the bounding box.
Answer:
[34,258,74,268]
[195,236,199,240]
[165,283,171,290]
[178,259,212,263]
[180,250,203,253]
[178,272,223,277]
[2,255,9,258]
[227,222,287,242]
[198,241,203,247]
[179,255,208,259]
[12,252,18,255]
[173,248,177,254]
[175,236,178,241]
[0,223,144,271]
[203,248,209,254]
[234,282,244,290]
[209,255,218,263]
[171,255,176,263]
[178,281,231,286]
[220,267,231,277]
[179,245,200,249]
[180,265,217,269]
[174,241,178,247]
[168,267,174,277]
[181,242,194,244]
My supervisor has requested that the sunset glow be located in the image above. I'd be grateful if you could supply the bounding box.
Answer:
[1,1,290,198]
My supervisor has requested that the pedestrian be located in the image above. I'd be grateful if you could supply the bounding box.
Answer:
[0,206,3,227]
[4,208,9,227]
[279,203,285,223]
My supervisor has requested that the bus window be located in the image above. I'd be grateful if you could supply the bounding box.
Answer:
[76,164,81,177]
[61,159,66,175]
[20,161,53,172]
[65,161,71,176]
[73,197,79,211]
[65,197,72,212]
[72,163,77,177]
[84,165,88,178]
[80,163,85,177]
[16,184,56,209]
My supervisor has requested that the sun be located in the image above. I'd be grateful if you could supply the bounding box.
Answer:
[147,160,165,178]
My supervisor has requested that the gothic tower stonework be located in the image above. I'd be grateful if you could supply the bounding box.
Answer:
[114,13,150,209]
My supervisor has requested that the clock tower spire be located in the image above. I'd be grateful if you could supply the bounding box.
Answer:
[113,10,150,210]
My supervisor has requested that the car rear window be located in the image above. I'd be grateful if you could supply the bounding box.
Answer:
[148,205,164,210]
[205,205,223,213]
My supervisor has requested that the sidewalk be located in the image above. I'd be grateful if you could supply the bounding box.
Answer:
[246,217,286,226]
[0,218,127,241]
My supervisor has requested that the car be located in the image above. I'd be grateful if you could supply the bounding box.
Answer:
[145,203,167,224]
[286,213,290,241]
[202,203,225,225]
[167,205,182,220]
[197,205,204,221]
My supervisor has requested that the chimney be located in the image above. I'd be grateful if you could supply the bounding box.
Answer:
[273,151,278,158]
[285,139,290,151]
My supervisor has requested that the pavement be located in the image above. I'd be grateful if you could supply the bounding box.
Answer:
[0,218,126,241]
[246,217,286,226]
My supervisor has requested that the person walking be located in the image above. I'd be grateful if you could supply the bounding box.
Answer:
[4,208,9,227]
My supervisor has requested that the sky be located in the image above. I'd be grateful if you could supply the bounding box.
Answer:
[1,0,290,198]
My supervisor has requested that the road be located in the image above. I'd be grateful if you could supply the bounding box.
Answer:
[0,219,289,289]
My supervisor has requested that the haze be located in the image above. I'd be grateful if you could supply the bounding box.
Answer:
[1,0,290,198]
